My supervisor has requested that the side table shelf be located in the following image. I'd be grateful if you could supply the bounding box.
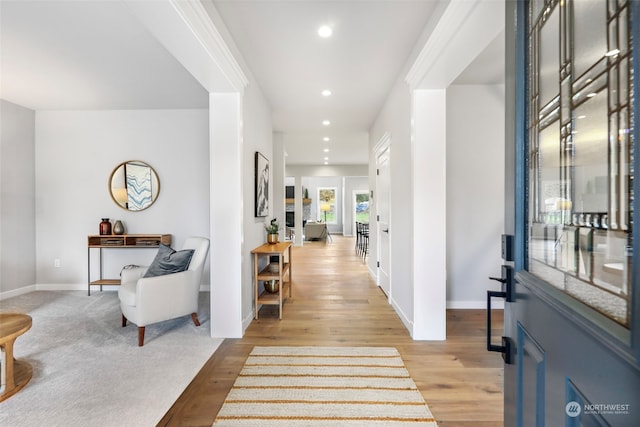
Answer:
[87,234,171,296]
[256,263,291,306]
[251,242,293,319]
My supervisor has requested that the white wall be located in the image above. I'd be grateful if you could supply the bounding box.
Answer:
[368,82,505,339]
[286,165,368,177]
[446,84,505,306]
[34,109,210,288]
[369,76,415,328]
[241,83,274,331]
[0,100,36,296]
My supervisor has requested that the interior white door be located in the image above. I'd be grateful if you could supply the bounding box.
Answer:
[376,143,391,297]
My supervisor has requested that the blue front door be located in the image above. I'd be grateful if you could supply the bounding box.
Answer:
[502,1,640,425]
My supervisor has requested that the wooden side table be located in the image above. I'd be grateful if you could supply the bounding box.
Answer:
[251,242,292,319]
[0,313,33,402]
[87,234,171,295]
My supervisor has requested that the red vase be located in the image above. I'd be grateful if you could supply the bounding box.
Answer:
[99,218,112,235]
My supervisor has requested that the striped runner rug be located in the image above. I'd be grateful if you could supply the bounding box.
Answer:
[212,346,438,426]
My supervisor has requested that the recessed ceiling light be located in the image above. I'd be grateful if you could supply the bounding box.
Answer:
[324,157,329,161]
[324,161,329,165]
[322,89,332,97]
[322,120,331,126]
[323,137,330,141]
[323,148,330,152]
[318,25,332,38]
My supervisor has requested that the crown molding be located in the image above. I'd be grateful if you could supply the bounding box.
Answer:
[125,0,248,95]
[404,0,480,90]
[170,0,248,94]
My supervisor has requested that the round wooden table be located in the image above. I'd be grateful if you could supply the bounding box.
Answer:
[0,313,33,402]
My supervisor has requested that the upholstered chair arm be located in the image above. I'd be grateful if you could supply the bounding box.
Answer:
[135,270,200,326]
[120,266,148,285]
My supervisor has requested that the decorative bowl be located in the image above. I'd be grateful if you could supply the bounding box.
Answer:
[264,280,279,293]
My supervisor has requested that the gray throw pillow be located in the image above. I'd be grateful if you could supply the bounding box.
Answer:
[143,244,194,278]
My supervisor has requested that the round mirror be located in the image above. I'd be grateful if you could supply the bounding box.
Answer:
[109,161,160,211]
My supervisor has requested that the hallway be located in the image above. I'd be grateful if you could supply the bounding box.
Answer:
[159,236,504,427]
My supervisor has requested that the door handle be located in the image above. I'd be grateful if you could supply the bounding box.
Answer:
[486,265,514,364]
[489,265,515,302]
[382,229,389,233]
[487,291,513,364]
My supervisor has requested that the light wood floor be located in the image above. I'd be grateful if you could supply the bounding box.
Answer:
[158,235,504,427]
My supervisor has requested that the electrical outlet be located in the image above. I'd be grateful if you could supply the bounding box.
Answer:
[54,258,61,268]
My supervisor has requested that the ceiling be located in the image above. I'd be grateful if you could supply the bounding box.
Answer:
[0,0,504,165]
[0,0,209,110]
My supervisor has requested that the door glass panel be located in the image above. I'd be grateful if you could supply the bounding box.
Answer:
[527,0,633,328]
[573,0,607,78]
[539,6,560,109]
[573,93,608,216]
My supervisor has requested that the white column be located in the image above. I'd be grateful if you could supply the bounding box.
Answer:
[272,132,286,241]
[210,93,243,338]
[412,90,446,340]
[294,176,304,246]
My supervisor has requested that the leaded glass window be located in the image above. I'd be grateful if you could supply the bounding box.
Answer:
[528,0,634,327]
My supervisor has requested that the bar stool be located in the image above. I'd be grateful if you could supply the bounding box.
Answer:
[361,222,369,259]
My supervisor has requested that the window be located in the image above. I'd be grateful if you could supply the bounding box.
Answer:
[527,0,633,327]
[317,187,337,224]
[354,191,370,223]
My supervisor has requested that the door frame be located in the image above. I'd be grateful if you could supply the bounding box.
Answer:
[374,132,391,295]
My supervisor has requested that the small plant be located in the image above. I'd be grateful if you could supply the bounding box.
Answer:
[264,218,279,234]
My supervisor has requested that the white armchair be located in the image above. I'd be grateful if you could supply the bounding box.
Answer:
[118,237,210,346]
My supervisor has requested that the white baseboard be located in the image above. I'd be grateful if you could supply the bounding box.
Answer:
[0,285,37,301]
[368,265,377,281]
[242,311,254,334]
[389,295,413,333]
[0,283,212,300]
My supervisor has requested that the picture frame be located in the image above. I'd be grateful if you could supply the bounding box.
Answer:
[124,161,153,211]
[255,151,269,217]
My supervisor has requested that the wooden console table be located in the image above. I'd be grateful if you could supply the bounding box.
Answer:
[251,242,292,319]
[87,234,171,295]
[0,313,32,402]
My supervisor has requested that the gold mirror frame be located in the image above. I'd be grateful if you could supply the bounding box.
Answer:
[109,161,160,211]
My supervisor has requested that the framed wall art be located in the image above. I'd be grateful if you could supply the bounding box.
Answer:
[255,151,269,217]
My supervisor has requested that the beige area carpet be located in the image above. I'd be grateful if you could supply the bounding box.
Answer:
[0,291,221,427]
[213,346,438,427]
